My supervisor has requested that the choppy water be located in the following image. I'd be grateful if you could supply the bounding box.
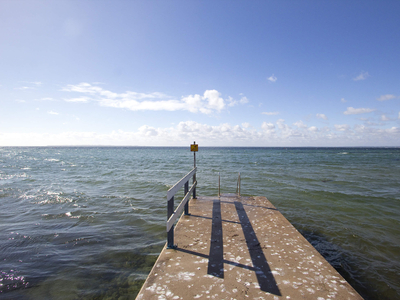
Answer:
[0,147,399,299]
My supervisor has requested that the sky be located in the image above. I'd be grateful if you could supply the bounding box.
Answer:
[1,0,399,147]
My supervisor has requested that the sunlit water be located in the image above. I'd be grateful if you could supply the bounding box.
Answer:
[1,147,399,299]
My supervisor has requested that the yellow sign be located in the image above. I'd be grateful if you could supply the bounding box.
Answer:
[190,143,198,152]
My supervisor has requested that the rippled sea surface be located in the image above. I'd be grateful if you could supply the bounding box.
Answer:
[1,147,399,299]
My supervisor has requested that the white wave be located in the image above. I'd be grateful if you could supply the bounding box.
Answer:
[1,173,28,180]
[65,211,81,219]
[19,193,35,200]
[47,191,60,195]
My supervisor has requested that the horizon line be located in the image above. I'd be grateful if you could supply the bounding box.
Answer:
[1,145,399,148]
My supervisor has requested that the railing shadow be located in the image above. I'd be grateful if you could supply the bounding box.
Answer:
[234,201,281,295]
[188,214,240,225]
[207,200,224,278]
[220,200,279,211]
[176,199,281,296]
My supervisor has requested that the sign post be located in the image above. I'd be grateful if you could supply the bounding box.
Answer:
[190,141,198,199]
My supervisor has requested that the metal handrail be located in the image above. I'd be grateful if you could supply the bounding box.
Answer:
[218,172,220,197]
[218,172,241,196]
[236,172,241,196]
[166,167,197,248]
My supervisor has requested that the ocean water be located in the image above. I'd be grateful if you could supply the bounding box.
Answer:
[0,147,399,300]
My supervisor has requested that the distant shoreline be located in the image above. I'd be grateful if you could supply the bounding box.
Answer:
[1,145,399,149]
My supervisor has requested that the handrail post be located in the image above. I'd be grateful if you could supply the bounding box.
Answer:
[166,167,197,248]
[193,152,197,199]
[237,172,241,196]
[193,173,197,199]
[239,172,241,196]
[184,181,189,215]
[167,196,176,248]
[218,172,220,197]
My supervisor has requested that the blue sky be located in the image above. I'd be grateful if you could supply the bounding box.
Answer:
[1,0,399,146]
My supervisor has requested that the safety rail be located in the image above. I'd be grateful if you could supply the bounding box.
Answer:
[218,172,241,197]
[236,172,241,196]
[166,167,197,248]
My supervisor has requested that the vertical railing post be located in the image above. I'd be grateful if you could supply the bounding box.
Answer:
[184,181,189,215]
[237,172,241,196]
[218,172,220,197]
[193,151,197,199]
[239,172,241,196]
[167,196,175,248]
[193,175,196,199]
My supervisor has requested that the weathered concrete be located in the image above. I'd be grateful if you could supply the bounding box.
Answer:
[136,195,363,300]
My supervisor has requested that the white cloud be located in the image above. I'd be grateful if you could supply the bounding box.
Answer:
[344,107,375,115]
[179,94,199,111]
[267,74,277,83]
[316,113,327,120]
[107,98,183,112]
[335,124,350,131]
[15,81,42,90]
[48,111,59,115]
[203,90,225,111]
[2,120,400,146]
[226,97,235,107]
[227,96,249,107]
[240,96,249,104]
[275,119,294,138]
[63,83,118,97]
[384,127,399,134]
[294,120,307,129]
[262,111,279,115]
[64,96,91,103]
[398,112,400,119]
[354,124,368,133]
[381,115,389,121]
[62,83,246,114]
[261,122,275,131]
[377,94,396,101]
[242,122,251,128]
[138,125,158,137]
[341,98,347,103]
[353,71,369,81]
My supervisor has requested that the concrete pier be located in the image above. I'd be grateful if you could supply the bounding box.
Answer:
[136,195,363,299]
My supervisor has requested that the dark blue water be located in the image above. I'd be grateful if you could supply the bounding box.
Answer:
[1,147,399,299]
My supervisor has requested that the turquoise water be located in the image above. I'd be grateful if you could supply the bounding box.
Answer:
[0,147,399,299]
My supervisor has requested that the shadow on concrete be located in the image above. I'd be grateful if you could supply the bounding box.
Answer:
[234,201,281,296]
[188,214,240,225]
[176,247,259,272]
[220,200,279,211]
[207,199,224,278]
[177,199,281,296]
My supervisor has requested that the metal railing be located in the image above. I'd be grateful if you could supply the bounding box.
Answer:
[218,172,241,197]
[218,172,220,196]
[166,167,197,248]
[236,172,241,196]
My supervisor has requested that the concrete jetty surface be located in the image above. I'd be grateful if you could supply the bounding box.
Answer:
[136,195,362,300]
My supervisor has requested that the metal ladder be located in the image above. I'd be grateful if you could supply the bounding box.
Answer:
[218,172,241,197]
